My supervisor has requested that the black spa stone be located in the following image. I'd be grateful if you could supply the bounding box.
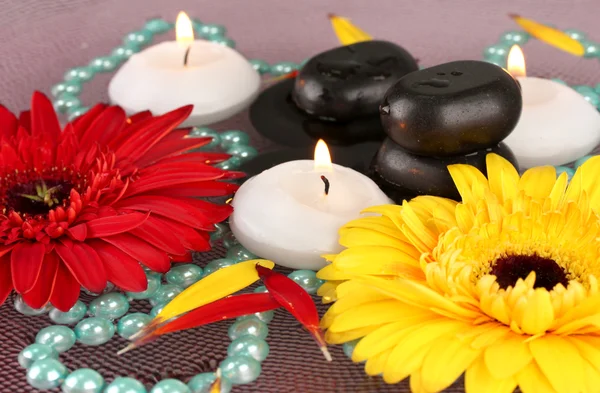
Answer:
[292,40,419,122]
[368,138,519,202]
[380,60,522,157]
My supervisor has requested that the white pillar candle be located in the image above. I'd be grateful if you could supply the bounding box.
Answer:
[108,12,260,127]
[230,140,391,270]
[503,45,600,169]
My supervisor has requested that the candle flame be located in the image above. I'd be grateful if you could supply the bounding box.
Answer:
[176,11,194,44]
[314,139,332,172]
[507,45,526,77]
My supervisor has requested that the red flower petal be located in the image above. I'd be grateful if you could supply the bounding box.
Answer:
[102,233,171,273]
[134,138,216,167]
[18,111,31,132]
[67,224,87,241]
[0,254,13,306]
[31,91,61,141]
[0,104,18,138]
[21,252,59,309]
[157,217,211,251]
[88,239,147,292]
[86,212,149,238]
[78,106,126,148]
[11,242,45,294]
[146,181,239,198]
[170,251,192,262]
[50,261,81,312]
[55,242,107,293]
[71,103,107,137]
[130,216,187,256]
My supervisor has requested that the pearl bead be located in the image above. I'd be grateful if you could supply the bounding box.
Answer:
[226,244,257,262]
[253,286,268,294]
[343,339,360,358]
[574,85,600,108]
[270,62,298,76]
[500,30,530,45]
[36,326,76,353]
[111,44,140,60]
[64,66,95,82]
[228,317,268,340]
[150,303,167,318]
[220,130,251,150]
[68,107,90,122]
[564,29,586,41]
[188,372,232,393]
[202,258,236,277]
[222,232,239,249]
[575,155,594,169]
[189,127,221,150]
[484,55,506,68]
[165,264,203,288]
[227,144,257,163]
[117,313,152,339]
[219,355,261,385]
[18,344,58,369]
[198,24,226,38]
[145,19,173,34]
[288,270,325,294]
[595,83,600,95]
[551,78,567,85]
[75,317,115,345]
[89,293,130,320]
[210,37,236,48]
[150,379,191,393]
[27,358,67,389]
[49,301,87,325]
[210,223,230,244]
[554,166,575,180]
[105,377,147,393]
[54,94,82,114]
[192,19,203,31]
[127,273,161,300]
[215,157,242,171]
[238,310,274,324]
[14,295,49,315]
[483,44,511,58]
[62,368,104,393]
[249,59,270,74]
[228,336,270,362]
[582,40,600,58]
[89,56,119,72]
[150,284,182,306]
[124,30,154,46]
[51,81,82,97]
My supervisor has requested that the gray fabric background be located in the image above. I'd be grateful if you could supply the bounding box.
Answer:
[1,1,599,392]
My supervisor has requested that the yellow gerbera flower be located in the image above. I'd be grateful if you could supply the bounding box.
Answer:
[317,153,600,393]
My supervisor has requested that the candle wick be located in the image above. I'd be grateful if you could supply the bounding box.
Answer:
[320,175,330,196]
[183,46,191,67]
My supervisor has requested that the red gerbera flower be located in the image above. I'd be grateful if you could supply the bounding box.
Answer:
[0,92,242,312]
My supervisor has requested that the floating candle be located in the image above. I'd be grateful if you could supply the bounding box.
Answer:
[502,45,600,168]
[108,12,260,127]
[230,140,391,270]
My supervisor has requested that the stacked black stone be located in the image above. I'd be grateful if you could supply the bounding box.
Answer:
[369,60,523,202]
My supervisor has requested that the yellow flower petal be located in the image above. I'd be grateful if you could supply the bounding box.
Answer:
[447,163,489,204]
[484,332,533,379]
[324,324,382,344]
[344,215,406,240]
[579,155,600,212]
[516,362,557,393]
[316,264,352,281]
[519,166,557,199]
[332,245,420,271]
[338,227,406,249]
[520,288,555,335]
[486,153,520,203]
[329,14,372,46]
[465,356,518,393]
[529,335,586,393]
[582,359,600,393]
[328,299,413,332]
[567,336,600,372]
[364,347,392,376]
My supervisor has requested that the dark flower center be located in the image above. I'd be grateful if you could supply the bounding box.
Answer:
[490,253,569,290]
[5,179,73,216]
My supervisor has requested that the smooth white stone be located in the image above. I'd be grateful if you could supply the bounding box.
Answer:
[503,77,600,169]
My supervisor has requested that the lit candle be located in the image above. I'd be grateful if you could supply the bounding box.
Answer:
[108,12,260,127]
[230,140,391,270]
[503,45,600,169]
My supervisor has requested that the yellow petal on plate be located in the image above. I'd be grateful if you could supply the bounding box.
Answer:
[155,259,274,321]
[328,14,372,46]
[510,14,585,56]
[465,356,518,393]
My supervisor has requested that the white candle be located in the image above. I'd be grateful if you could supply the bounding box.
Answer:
[108,12,260,127]
[230,140,391,270]
[502,45,600,169]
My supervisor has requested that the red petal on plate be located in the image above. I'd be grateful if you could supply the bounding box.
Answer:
[71,103,107,137]
[0,254,13,306]
[88,239,147,292]
[66,223,87,241]
[147,181,239,198]
[134,138,217,167]
[50,261,81,312]
[102,233,171,273]
[21,252,59,309]
[256,265,331,361]
[55,242,107,293]
[130,216,187,256]
[18,111,31,132]
[31,91,61,141]
[0,104,18,138]
[11,242,45,294]
[86,212,149,238]
[79,106,127,149]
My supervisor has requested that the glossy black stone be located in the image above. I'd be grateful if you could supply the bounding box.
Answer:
[380,60,522,156]
[292,40,418,122]
[250,79,385,147]
[368,138,519,202]
[241,142,380,178]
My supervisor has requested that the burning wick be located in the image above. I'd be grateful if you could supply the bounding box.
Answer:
[320,175,330,195]
[183,46,191,67]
